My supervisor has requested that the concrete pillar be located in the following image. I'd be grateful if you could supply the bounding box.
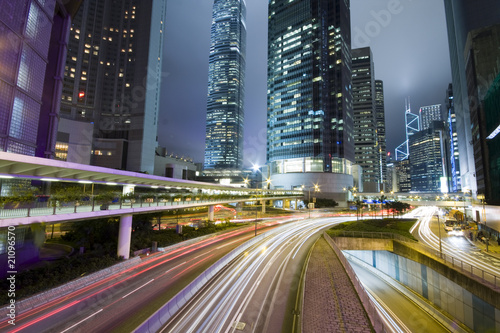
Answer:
[284,199,290,209]
[236,202,243,213]
[261,200,266,214]
[117,214,133,259]
[208,205,214,221]
[295,199,298,210]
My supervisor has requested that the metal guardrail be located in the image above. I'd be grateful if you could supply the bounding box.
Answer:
[329,230,500,289]
[0,195,302,220]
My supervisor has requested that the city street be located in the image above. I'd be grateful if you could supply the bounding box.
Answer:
[159,217,351,333]
[409,206,500,284]
[0,223,282,333]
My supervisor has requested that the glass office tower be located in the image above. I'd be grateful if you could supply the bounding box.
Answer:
[419,104,443,131]
[375,80,387,189]
[60,0,167,174]
[352,47,380,192]
[267,0,354,197]
[203,0,246,170]
[444,0,500,197]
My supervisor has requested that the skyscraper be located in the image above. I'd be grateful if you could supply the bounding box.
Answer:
[444,0,500,197]
[375,80,387,190]
[445,84,461,192]
[266,0,354,198]
[395,100,419,161]
[464,24,500,204]
[352,47,380,192]
[203,0,246,171]
[409,121,448,192]
[59,0,167,174]
[0,0,79,156]
[419,104,442,131]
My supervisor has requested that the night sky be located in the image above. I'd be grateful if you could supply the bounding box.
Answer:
[159,0,452,167]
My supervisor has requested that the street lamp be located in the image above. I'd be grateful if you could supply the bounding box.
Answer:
[436,209,443,259]
[305,184,320,219]
[477,194,486,226]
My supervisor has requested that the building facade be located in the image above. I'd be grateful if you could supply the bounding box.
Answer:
[352,47,380,192]
[395,100,419,161]
[445,84,461,192]
[203,0,246,171]
[59,0,167,174]
[266,0,354,198]
[394,159,411,193]
[0,0,79,157]
[375,80,387,190]
[464,24,500,204]
[0,0,81,276]
[444,0,500,198]
[419,104,442,131]
[409,121,448,192]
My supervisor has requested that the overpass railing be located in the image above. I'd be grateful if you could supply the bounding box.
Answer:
[330,231,500,289]
[0,194,302,220]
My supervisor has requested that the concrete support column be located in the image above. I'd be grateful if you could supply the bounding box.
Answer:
[236,202,243,213]
[117,214,133,259]
[261,200,266,214]
[208,205,214,221]
[284,199,290,209]
[295,199,298,210]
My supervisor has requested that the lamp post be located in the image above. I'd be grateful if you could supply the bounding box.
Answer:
[436,210,443,259]
[305,184,319,219]
[477,194,486,226]
[343,186,358,218]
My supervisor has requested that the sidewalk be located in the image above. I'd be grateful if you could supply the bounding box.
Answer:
[466,233,500,259]
[302,237,372,333]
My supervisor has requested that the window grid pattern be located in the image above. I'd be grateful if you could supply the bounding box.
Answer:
[25,1,52,57]
[0,22,21,82]
[0,0,29,34]
[17,45,46,100]
[0,81,13,134]
[9,91,40,142]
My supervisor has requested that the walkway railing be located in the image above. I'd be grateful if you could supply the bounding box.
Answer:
[0,195,301,220]
[329,230,500,289]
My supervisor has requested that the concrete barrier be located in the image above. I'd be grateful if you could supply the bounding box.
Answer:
[0,256,141,318]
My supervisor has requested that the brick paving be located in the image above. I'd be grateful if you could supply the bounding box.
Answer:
[302,237,373,333]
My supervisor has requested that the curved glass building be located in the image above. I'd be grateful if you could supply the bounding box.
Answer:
[204,0,246,170]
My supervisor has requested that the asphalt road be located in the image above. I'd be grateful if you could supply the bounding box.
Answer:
[159,217,352,333]
[349,259,456,333]
[0,222,284,333]
[410,206,500,281]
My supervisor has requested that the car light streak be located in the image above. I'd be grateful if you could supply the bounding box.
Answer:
[1,224,267,332]
[162,217,353,332]
[413,206,500,277]
[364,286,408,333]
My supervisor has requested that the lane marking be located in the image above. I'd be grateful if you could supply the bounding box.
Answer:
[122,279,155,299]
[165,261,187,274]
[60,309,103,333]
